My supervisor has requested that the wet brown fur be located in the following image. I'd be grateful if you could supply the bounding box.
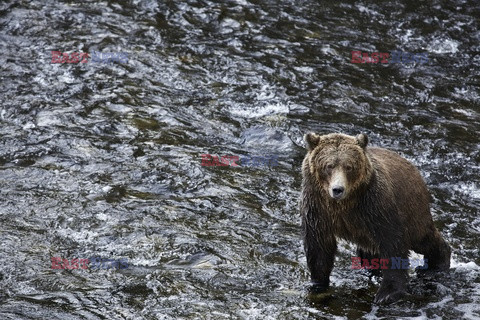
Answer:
[301,133,451,304]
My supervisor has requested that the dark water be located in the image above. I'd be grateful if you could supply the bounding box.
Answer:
[0,0,479,319]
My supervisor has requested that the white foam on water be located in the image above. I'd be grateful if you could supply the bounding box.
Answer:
[33,74,49,87]
[229,102,289,118]
[36,110,63,127]
[321,45,338,56]
[398,29,414,45]
[237,303,278,320]
[227,83,294,118]
[55,228,100,246]
[450,259,480,319]
[231,0,249,5]
[106,102,132,114]
[356,4,381,16]
[256,85,277,101]
[453,86,480,99]
[95,212,109,221]
[294,66,314,73]
[22,122,36,130]
[451,260,480,270]
[453,108,474,116]
[220,18,241,29]
[57,70,76,84]
[364,305,430,320]
[452,181,480,200]
[362,306,381,320]
[428,38,460,54]
[454,298,480,320]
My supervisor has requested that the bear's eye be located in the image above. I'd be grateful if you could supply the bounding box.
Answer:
[345,165,353,172]
[326,164,334,171]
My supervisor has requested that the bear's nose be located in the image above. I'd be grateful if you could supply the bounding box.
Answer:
[332,186,345,198]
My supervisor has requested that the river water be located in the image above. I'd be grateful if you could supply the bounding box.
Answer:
[0,0,479,319]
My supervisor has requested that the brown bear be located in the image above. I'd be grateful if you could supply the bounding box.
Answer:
[300,132,451,304]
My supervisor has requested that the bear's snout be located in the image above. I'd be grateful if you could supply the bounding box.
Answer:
[329,169,347,200]
[331,186,345,198]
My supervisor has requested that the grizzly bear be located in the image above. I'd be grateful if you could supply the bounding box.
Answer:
[300,132,451,304]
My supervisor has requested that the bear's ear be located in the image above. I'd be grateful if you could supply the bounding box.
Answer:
[304,132,320,151]
[356,133,368,148]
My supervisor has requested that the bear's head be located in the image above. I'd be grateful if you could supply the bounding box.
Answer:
[303,133,372,201]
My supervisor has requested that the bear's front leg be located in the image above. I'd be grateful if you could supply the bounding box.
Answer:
[374,265,408,304]
[303,218,337,291]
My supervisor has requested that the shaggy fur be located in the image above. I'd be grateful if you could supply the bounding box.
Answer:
[300,133,451,304]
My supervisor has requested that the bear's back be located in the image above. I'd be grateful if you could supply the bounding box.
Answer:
[367,146,431,228]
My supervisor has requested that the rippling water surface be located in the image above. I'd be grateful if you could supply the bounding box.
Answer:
[0,0,479,319]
